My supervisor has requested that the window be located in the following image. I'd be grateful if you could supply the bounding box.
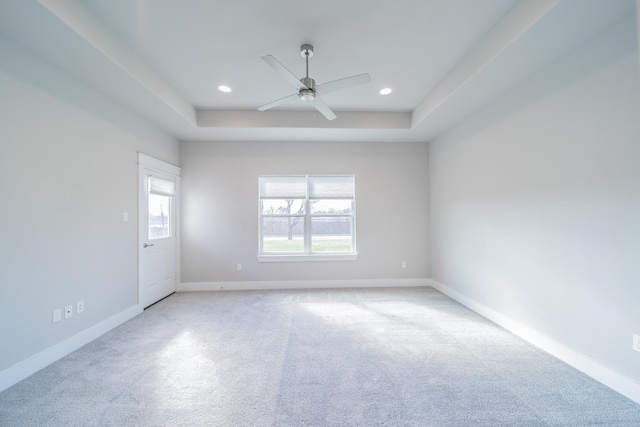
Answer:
[258,175,356,261]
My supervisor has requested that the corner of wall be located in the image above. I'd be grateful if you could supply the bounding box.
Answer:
[428,280,640,405]
[0,305,142,393]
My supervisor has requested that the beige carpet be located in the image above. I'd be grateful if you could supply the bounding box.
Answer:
[1,287,639,426]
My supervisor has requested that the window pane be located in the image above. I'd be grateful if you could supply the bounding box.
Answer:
[149,194,171,239]
[261,199,305,215]
[310,199,352,215]
[311,217,352,253]
[262,216,305,253]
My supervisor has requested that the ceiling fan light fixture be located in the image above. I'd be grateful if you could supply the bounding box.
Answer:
[299,89,315,102]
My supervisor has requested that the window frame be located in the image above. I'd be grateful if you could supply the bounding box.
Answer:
[258,175,357,262]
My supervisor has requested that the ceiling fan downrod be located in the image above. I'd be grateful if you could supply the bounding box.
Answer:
[299,44,315,101]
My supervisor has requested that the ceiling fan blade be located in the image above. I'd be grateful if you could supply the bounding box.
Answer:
[315,73,371,95]
[313,95,337,121]
[257,93,299,111]
[261,55,307,91]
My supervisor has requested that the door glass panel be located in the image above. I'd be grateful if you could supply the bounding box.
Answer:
[148,193,171,239]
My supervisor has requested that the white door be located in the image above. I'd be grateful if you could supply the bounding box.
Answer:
[139,154,180,308]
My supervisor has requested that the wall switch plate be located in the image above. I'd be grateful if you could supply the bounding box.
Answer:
[76,300,84,314]
[237,264,242,271]
[401,261,407,268]
[123,212,128,222]
[64,305,73,319]
[53,308,62,323]
[633,334,640,352]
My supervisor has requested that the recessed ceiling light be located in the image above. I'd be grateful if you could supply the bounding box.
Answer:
[379,88,392,95]
[218,85,232,93]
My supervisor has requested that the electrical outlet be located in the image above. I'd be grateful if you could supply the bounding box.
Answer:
[76,300,84,314]
[633,334,640,352]
[64,305,73,319]
[53,308,62,323]
[401,261,406,268]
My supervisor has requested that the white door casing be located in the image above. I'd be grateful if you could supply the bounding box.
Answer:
[138,153,180,308]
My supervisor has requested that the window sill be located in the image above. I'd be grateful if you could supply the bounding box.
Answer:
[257,253,358,263]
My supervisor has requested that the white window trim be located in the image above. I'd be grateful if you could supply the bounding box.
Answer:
[257,175,357,262]
[257,253,358,262]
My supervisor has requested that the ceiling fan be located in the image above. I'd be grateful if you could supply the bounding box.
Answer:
[257,44,371,121]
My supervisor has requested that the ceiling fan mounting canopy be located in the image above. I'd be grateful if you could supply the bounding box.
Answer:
[257,43,371,120]
[300,43,314,58]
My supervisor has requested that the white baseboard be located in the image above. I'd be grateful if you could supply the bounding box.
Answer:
[0,304,142,393]
[428,279,640,405]
[180,278,430,292]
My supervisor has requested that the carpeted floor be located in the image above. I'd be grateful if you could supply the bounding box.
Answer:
[1,287,639,426]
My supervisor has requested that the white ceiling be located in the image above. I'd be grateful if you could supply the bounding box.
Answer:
[0,0,636,142]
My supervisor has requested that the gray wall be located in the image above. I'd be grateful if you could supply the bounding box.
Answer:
[180,140,429,284]
[428,17,640,382]
[0,35,179,372]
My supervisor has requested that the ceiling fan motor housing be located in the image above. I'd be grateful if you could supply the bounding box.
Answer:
[300,76,315,90]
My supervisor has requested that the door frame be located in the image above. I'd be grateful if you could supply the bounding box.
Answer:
[138,152,181,307]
